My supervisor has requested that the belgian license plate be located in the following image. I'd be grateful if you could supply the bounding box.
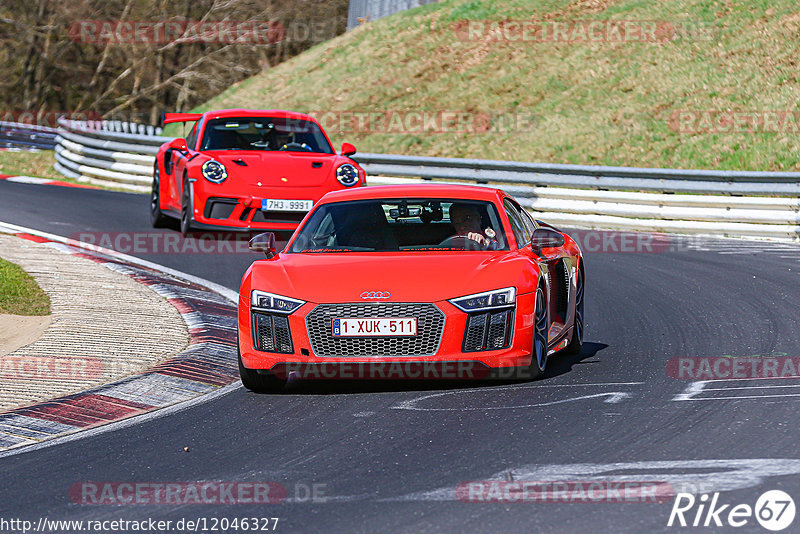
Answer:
[262,199,313,212]
[332,318,417,337]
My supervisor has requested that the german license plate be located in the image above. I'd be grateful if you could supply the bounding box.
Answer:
[262,199,313,212]
[332,318,417,337]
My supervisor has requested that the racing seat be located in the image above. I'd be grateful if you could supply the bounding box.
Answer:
[205,129,245,150]
[334,206,400,251]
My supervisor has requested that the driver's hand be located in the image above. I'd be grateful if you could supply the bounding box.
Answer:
[466,232,488,245]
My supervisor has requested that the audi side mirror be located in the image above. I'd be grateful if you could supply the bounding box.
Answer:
[249,232,277,258]
[531,227,565,251]
[341,143,357,156]
[169,138,188,151]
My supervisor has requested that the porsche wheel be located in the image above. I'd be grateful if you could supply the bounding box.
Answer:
[150,165,169,228]
[238,349,285,393]
[565,267,584,355]
[523,285,549,380]
[180,176,192,236]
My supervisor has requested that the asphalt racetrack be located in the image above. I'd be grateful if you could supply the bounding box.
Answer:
[1,180,800,533]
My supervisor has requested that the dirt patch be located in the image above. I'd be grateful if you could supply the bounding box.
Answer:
[0,314,51,357]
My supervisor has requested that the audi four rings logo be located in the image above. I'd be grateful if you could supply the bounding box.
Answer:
[360,291,391,300]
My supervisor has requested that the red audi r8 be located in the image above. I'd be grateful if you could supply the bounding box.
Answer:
[150,109,366,235]
[237,184,585,391]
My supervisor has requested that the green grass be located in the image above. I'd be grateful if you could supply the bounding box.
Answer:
[179,0,800,171]
[446,0,498,20]
[0,150,63,181]
[0,257,51,316]
[0,150,145,193]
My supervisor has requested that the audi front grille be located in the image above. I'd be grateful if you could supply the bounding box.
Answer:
[305,303,445,357]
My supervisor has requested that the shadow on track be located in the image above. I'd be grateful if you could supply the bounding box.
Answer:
[543,341,609,380]
[242,342,609,396]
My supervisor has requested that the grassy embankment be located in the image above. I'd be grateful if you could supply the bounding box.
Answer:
[185,0,800,171]
[9,0,799,190]
[0,150,62,181]
[0,257,51,316]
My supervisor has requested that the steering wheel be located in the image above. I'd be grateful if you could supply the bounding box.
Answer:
[438,235,483,250]
[280,142,312,152]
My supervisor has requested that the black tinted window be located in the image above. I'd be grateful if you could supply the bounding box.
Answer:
[503,199,529,247]
[200,117,333,153]
[289,199,508,253]
[185,120,199,150]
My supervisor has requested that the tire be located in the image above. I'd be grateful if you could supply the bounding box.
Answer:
[565,266,584,356]
[150,164,169,228]
[238,348,286,393]
[522,285,549,380]
[180,175,193,237]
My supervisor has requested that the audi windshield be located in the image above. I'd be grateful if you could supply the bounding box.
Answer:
[287,199,509,253]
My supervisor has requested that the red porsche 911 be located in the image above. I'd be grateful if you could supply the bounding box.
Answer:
[150,109,366,235]
[237,184,585,392]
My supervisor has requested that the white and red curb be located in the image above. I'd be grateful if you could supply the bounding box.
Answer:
[0,173,100,190]
[0,222,240,452]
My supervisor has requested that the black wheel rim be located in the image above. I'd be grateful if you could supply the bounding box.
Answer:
[574,269,584,346]
[150,167,159,216]
[534,287,548,371]
[181,181,189,231]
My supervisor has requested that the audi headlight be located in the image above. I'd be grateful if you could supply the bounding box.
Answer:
[202,160,228,183]
[449,287,516,312]
[336,164,360,187]
[251,290,305,314]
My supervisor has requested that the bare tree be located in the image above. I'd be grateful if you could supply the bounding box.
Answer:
[0,0,349,125]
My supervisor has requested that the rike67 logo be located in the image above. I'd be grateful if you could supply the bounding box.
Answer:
[668,490,795,531]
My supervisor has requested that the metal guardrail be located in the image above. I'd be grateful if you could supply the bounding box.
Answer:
[356,154,800,239]
[50,120,800,239]
[0,122,58,150]
[354,153,800,195]
[54,118,165,192]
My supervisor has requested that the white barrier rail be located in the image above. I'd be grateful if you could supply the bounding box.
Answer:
[51,120,800,239]
[54,118,163,192]
[363,163,800,240]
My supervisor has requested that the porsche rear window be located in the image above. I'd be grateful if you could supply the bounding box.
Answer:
[200,117,333,153]
[288,199,509,253]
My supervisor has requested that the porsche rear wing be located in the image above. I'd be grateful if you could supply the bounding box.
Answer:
[163,112,203,125]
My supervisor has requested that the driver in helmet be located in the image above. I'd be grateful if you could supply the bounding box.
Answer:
[449,203,499,250]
